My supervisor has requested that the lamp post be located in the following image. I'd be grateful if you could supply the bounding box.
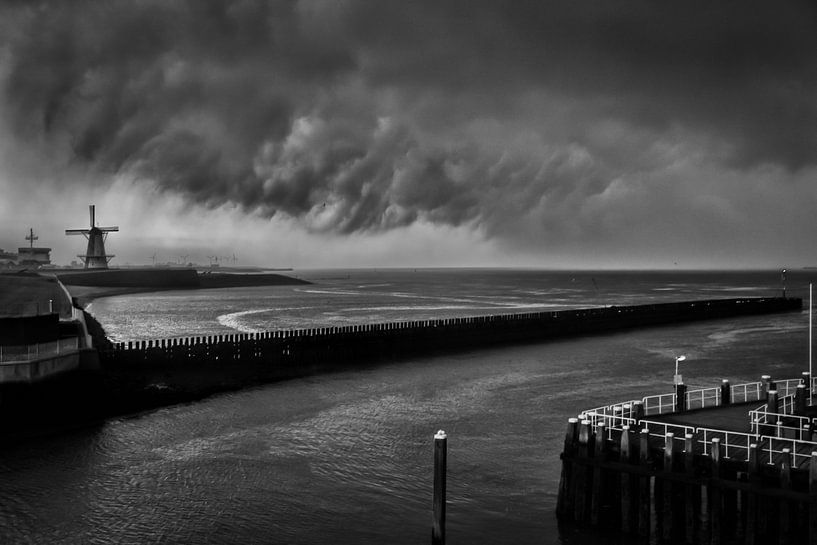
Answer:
[674,355,687,413]
[674,355,686,385]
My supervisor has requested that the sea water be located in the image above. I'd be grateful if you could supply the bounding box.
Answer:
[0,269,813,544]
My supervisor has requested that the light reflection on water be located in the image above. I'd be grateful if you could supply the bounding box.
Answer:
[1,270,814,544]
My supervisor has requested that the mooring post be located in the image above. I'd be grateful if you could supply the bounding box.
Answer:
[620,425,633,534]
[632,401,645,424]
[590,422,606,526]
[796,384,807,415]
[766,389,779,415]
[432,430,447,545]
[720,379,731,406]
[809,451,817,544]
[709,438,722,545]
[761,375,772,400]
[574,420,592,522]
[556,418,580,519]
[746,444,759,545]
[779,448,792,542]
[661,432,674,543]
[684,433,697,545]
[638,428,651,539]
[675,383,687,413]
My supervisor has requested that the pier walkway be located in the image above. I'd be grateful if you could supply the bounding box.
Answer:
[560,373,817,543]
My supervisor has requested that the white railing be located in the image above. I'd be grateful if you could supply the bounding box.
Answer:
[763,437,816,468]
[697,427,755,460]
[685,387,721,410]
[750,406,809,427]
[0,337,79,363]
[775,378,803,398]
[642,393,676,416]
[639,419,695,441]
[731,381,763,404]
[779,394,796,415]
[582,412,637,439]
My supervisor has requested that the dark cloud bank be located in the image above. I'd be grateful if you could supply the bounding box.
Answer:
[2,0,817,258]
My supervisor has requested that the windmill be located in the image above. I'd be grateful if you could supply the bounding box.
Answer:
[65,205,119,269]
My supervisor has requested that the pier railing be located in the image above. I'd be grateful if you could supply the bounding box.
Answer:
[578,373,817,464]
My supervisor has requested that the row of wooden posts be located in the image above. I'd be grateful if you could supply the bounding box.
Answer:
[557,415,817,543]
[103,298,802,371]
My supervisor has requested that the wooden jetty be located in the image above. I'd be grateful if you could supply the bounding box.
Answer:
[556,373,817,544]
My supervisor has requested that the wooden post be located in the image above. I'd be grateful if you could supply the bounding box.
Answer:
[795,383,807,415]
[574,420,592,522]
[720,380,731,406]
[766,389,778,415]
[809,451,817,545]
[620,425,634,534]
[638,428,651,538]
[557,418,580,519]
[684,433,698,545]
[661,432,675,542]
[632,401,645,423]
[745,444,759,545]
[590,422,606,526]
[675,383,687,413]
[432,430,447,545]
[761,375,772,400]
[709,438,722,545]
[779,448,792,542]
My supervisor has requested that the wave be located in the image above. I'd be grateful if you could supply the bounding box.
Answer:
[216,307,315,333]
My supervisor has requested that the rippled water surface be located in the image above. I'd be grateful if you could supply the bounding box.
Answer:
[1,270,814,544]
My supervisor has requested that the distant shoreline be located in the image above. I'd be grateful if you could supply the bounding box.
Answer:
[55,269,311,307]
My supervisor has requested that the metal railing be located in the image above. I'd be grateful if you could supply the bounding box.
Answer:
[642,393,676,416]
[730,381,763,404]
[697,427,755,460]
[685,387,721,410]
[639,419,695,441]
[578,375,817,464]
[763,437,816,468]
[775,378,803,398]
[0,337,79,363]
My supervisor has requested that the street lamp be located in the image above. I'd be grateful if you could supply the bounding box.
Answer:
[674,355,686,385]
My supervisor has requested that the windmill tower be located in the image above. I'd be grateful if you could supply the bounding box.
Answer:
[65,205,119,269]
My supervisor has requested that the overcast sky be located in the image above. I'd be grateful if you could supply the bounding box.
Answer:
[1,0,816,268]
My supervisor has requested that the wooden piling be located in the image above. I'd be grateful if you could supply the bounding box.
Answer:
[779,448,792,542]
[720,379,731,405]
[661,432,675,543]
[684,432,698,545]
[638,428,651,539]
[675,383,687,413]
[709,438,722,545]
[556,418,579,519]
[590,422,606,526]
[745,443,759,545]
[574,420,592,523]
[767,389,779,414]
[761,375,772,400]
[795,384,807,415]
[809,451,817,544]
[620,425,634,533]
[432,430,447,545]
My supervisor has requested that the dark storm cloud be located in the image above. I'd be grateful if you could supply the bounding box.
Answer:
[2,0,816,240]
